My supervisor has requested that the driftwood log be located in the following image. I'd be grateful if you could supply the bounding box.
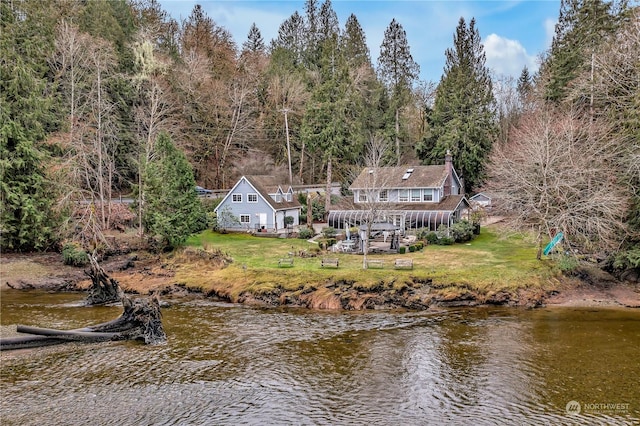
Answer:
[1,258,167,351]
[86,255,122,305]
[0,294,166,351]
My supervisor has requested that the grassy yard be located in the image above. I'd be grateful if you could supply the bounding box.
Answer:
[175,225,561,301]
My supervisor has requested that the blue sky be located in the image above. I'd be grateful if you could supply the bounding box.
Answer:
[158,0,561,82]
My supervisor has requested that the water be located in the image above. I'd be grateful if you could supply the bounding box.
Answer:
[1,290,639,425]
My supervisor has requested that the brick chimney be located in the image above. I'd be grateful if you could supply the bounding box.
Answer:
[444,150,452,196]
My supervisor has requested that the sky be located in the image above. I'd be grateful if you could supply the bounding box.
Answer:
[158,0,561,82]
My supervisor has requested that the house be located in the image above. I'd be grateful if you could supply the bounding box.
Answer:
[469,192,492,210]
[327,151,470,233]
[214,175,302,232]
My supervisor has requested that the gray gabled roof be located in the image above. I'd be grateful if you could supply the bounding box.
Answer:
[244,175,301,211]
[350,165,448,190]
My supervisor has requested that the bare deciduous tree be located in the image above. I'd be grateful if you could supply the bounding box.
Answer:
[352,134,394,269]
[487,106,628,258]
[132,35,179,236]
[52,22,119,246]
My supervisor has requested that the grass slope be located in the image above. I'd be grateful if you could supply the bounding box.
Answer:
[175,225,560,303]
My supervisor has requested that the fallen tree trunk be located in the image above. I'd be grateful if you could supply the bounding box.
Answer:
[0,294,167,351]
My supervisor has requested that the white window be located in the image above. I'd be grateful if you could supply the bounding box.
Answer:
[379,190,388,202]
[247,193,258,203]
[240,214,250,223]
[423,191,433,202]
[399,189,409,202]
[411,189,421,202]
[358,191,368,202]
[232,194,242,203]
[274,193,282,202]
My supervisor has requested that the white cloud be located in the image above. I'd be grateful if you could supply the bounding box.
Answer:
[544,17,557,48]
[484,33,537,78]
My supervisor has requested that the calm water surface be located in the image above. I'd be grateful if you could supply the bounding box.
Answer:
[1,290,639,425]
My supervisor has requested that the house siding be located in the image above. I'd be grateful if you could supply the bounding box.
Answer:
[215,176,301,231]
[217,178,274,230]
[353,188,441,204]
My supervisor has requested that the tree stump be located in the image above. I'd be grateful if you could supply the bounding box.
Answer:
[86,255,122,305]
[0,294,167,351]
[1,258,167,351]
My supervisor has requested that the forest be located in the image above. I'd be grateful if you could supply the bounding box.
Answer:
[1,0,638,273]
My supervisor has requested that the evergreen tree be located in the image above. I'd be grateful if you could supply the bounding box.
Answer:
[303,0,320,66]
[318,0,340,43]
[270,11,306,69]
[0,0,60,251]
[416,17,496,193]
[143,132,204,248]
[242,23,265,54]
[542,0,625,103]
[341,14,371,69]
[377,19,420,165]
[517,66,533,103]
[301,34,354,214]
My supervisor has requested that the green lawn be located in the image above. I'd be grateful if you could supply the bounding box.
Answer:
[179,225,559,299]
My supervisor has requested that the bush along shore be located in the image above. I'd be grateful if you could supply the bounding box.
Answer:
[2,225,639,309]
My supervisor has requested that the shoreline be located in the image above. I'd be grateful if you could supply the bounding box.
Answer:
[2,251,639,310]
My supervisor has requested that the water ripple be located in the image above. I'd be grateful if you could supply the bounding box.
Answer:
[1,293,639,425]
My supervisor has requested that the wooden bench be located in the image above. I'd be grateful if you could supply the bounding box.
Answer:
[394,258,413,270]
[366,259,384,269]
[278,257,294,267]
[321,258,339,268]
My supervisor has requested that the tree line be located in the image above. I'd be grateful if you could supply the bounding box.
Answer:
[1,0,638,272]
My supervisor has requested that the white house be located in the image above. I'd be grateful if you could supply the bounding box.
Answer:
[328,151,470,232]
[469,192,492,210]
[214,176,302,232]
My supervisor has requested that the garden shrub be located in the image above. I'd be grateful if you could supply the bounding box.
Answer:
[398,246,406,254]
[449,220,475,243]
[425,232,439,244]
[409,245,416,252]
[62,242,89,267]
[439,236,455,245]
[322,227,336,239]
[298,227,314,239]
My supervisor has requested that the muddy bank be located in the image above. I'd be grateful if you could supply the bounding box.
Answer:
[205,279,552,310]
[2,251,639,310]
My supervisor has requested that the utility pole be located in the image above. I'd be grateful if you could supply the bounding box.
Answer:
[282,108,293,185]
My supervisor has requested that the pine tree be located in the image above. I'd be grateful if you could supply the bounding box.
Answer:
[143,132,204,248]
[377,19,420,165]
[0,0,60,251]
[242,23,265,54]
[517,66,532,102]
[542,0,625,103]
[301,34,354,214]
[341,14,371,69]
[416,17,496,193]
